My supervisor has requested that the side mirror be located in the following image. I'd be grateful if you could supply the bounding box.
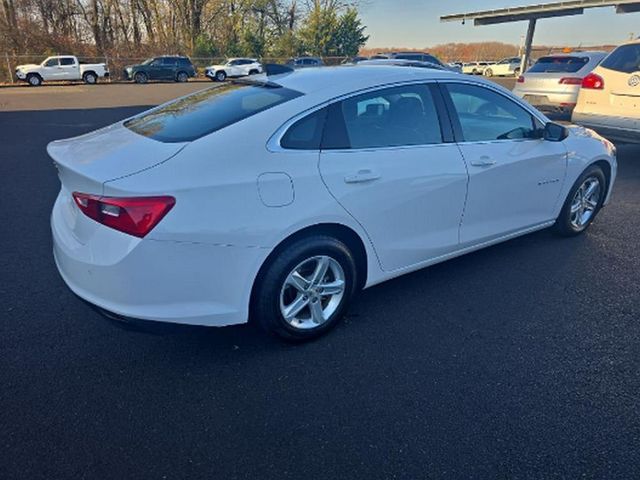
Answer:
[543,122,569,142]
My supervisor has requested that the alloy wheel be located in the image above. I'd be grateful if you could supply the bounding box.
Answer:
[570,176,602,230]
[279,255,346,330]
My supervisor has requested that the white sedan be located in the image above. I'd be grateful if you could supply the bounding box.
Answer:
[49,66,617,341]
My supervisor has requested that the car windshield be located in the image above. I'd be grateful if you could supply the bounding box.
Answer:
[528,56,589,73]
[124,83,303,143]
[142,58,155,65]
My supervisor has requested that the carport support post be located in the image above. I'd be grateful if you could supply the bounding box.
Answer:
[521,18,537,75]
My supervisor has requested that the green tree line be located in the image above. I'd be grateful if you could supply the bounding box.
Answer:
[0,0,368,59]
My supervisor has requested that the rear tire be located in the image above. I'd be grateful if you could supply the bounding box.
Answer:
[484,68,493,77]
[83,72,97,84]
[27,73,42,86]
[134,72,148,84]
[553,165,606,237]
[253,236,358,342]
[176,71,188,82]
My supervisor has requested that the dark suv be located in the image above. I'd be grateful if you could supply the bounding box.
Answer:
[124,56,196,83]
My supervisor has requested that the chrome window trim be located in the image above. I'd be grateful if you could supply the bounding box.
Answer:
[266,77,550,153]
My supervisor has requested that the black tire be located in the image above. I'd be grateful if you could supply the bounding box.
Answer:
[253,236,358,342]
[176,71,188,82]
[83,71,97,84]
[553,165,607,237]
[134,72,148,84]
[27,73,42,86]
[484,68,493,77]
[215,70,227,82]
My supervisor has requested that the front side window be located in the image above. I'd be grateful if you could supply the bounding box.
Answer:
[445,83,538,142]
[125,83,303,143]
[528,56,589,73]
[44,58,58,67]
[329,84,443,149]
[600,44,640,74]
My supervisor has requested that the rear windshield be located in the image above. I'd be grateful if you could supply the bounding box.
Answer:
[600,44,640,74]
[125,83,302,143]
[528,56,589,73]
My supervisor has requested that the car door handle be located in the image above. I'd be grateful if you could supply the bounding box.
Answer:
[344,169,381,184]
[470,156,496,167]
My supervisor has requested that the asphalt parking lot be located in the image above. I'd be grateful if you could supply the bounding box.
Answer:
[1,81,639,479]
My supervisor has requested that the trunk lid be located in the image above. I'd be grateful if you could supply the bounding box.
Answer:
[47,121,187,195]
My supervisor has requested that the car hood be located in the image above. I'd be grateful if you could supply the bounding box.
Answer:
[206,64,228,70]
[16,64,39,70]
[47,121,187,194]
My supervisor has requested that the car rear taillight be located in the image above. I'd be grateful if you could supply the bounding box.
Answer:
[559,77,583,85]
[516,75,525,83]
[581,73,604,90]
[72,193,175,238]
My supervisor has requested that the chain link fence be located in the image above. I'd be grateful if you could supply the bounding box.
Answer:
[0,54,353,84]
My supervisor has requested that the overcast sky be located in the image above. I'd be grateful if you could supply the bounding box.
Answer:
[359,0,639,48]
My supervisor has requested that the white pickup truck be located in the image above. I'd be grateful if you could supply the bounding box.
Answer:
[15,55,109,86]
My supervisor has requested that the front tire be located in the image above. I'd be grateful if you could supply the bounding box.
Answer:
[554,165,606,237]
[484,68,493,77]
[254,236,358,341]
[215,70,227,82]
[27,74,42,86]
[134,72,148,84]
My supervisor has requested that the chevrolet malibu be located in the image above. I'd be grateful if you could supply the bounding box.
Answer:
[50,66,617,341]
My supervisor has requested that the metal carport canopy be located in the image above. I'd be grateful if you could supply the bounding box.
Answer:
[440,0,640,74]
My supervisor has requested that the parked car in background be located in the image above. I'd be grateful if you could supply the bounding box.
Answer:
[15,55,109,86]
[462,61,495,75]
[124,56,196,84]
[484,57,524,77]
[286,57,324,68]
[205,58,263,82]
[572,39,640,143]
[341,56,369,64]
[513,52,607,113]
[357,58,446,71]
[49,65,616,342]
[384,51,460,72]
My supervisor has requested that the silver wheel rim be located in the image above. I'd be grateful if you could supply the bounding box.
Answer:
[279,255,346,330]
[216,72,225,81]
[178,73,187,82]
[570,176,602,230]
[29,76,39,85]
[86,75,96,83]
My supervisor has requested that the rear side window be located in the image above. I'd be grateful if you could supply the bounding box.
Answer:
[281,108,327,150]
[125,83,303,143]
[60,57,75,66]
[178,58,192,67]
[326,84,443,149]
[528,56,589,73]
[600,44,640,74]
[161,57,176,66]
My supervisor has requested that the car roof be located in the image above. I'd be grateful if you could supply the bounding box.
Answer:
[537,51,607,57]
[270,65,462,96]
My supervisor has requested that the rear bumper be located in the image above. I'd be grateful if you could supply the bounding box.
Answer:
[514,90,578,110]
[52,191,267,327]
[572,111,640,144]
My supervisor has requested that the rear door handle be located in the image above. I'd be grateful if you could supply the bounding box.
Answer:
[470,156,496,167]
[344,169,381,184]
